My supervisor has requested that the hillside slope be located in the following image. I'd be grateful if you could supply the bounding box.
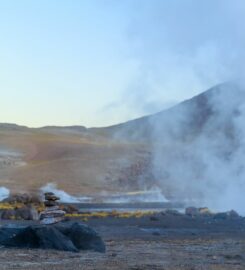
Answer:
[0,125,151,195]
[98,82,244,142]
[0,82,244,200]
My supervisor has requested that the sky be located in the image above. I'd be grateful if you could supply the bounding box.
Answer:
[0,0,244,127]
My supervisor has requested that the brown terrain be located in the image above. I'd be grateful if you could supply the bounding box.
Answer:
[0,82,245,269]
[0,124,152,195]
[0,82,243,199]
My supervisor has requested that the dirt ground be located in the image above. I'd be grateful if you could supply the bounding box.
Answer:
[0,212,244,270]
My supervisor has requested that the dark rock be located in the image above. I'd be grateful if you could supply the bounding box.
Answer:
[150,216,159,221]
[44,200,58,207]
[0,227,20,243]
[16,206,39,220]
[228,210,240,219]
[45,195,60,201]
[1,209,16,220]
[224,254,243,260]
[165,209,181,216]
[44,192,54,196]
[36,226,78,252]
[152,231,160,236]
[2,206,39,221]
[213,210,240,220]
[56,222,106,253]
[3,193,41,205]
[14,208,30,220]
[0,221,105,253]
[60,204,79,214]
[2,226,78,252]
[213,212,228,220]
[185,207,199,216]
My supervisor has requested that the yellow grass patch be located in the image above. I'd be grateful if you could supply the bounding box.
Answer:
[0,202,22,210]
[0,202,45,212]
[65,210,155,220]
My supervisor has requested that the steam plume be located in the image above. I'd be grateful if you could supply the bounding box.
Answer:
[151,82,245,214]
[0,187,10,201]
[40,183,91,203]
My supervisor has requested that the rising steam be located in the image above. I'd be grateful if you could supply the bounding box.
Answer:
[0,187,10,201]
[40,183,91,203]
[151,82,245,214]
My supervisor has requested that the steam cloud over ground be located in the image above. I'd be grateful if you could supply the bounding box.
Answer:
[0,187,9,201]
[150,82,245,214]
[40,183,92,203]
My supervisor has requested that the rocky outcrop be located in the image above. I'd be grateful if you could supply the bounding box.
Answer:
[185,207,240,219]
[213,210,240,220]
[1,193,41,221]
[0,192,79,221]
[0,221,105,253]
[60,204,79,214]
[185,207,212,216]
[1,205,39,220]
[3,193,41,204]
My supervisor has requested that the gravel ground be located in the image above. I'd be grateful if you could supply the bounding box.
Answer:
[0,213,244,269]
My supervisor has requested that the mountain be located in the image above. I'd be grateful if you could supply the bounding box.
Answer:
[99,81,245,142]
[0,82,244,198]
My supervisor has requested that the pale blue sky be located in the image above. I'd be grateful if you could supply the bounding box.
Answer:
[0,0,244,127]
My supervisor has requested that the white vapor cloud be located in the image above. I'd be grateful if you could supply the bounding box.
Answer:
[102,0,245,120]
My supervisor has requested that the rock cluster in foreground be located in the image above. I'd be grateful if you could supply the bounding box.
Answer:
[0,221,105,253]
[185,207,240,219]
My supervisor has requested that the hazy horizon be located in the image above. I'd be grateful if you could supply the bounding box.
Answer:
[1,0,244,127]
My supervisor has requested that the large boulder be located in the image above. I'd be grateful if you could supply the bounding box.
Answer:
[0,221,105,253]
[60,204,79,214]
[198,207,212,215]
[185,207,199,216]
[228,210,240,218]
[213,210,240,220]
[15,206,39,220]
[56,222,106,252]
[164,209,181,216]
[2,226,77,252]
[1,206,39,220]
[1,209,16,220]
[0,227,21,243]
[3,193,41,204]
[185,207,212,216]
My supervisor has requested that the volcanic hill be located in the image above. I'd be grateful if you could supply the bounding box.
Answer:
[0,82,243,197]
